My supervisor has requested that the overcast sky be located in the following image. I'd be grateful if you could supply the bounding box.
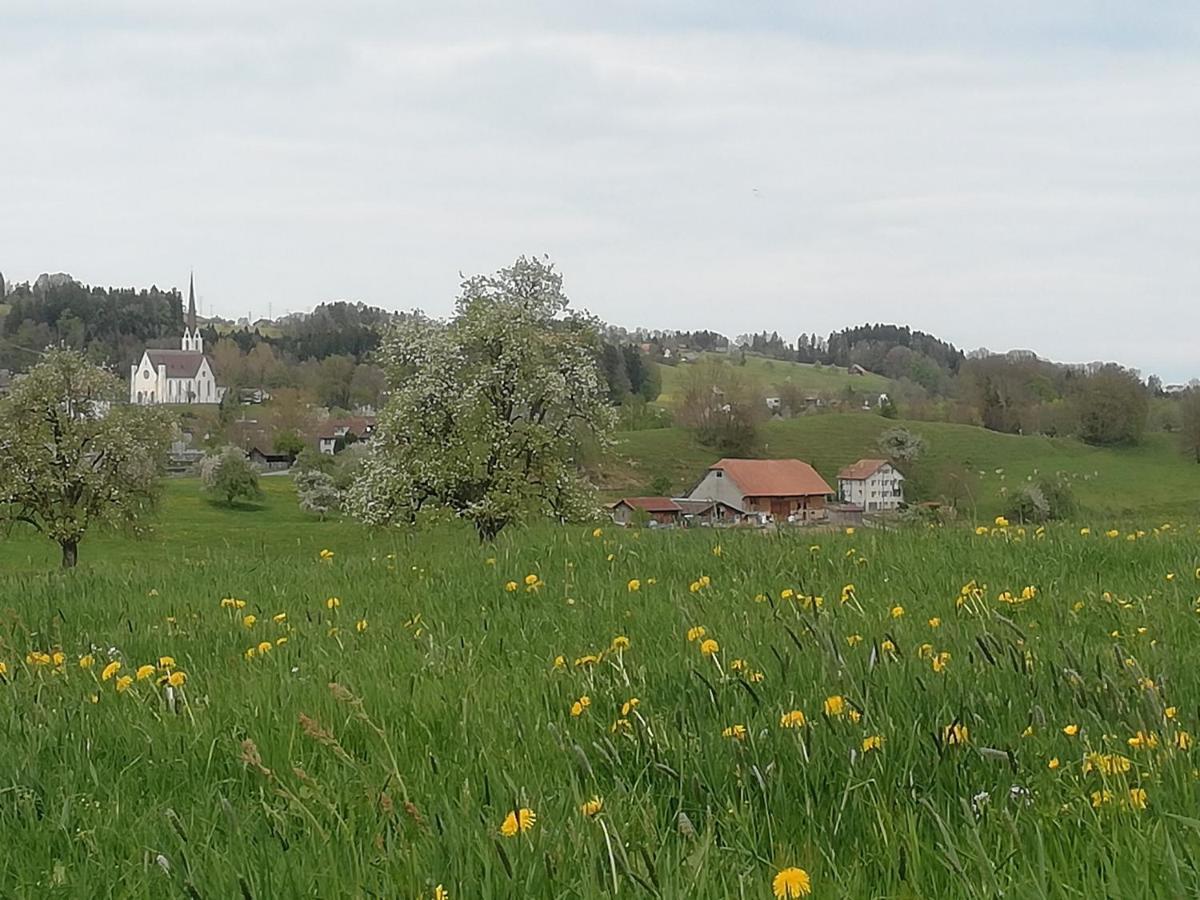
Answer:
[2,2,1198,380]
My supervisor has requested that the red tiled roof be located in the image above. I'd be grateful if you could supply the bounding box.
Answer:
[316,416,377,440]
[616,497,682,513]
[838,458,890,481]
[145,350,208,378]
[709,458,833,497]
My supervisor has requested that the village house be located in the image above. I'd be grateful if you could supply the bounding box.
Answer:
[316,416,377,454]
[837,458,905,511]
[609,497,682,526]
[129,275,226,405]
[688,458,834,523]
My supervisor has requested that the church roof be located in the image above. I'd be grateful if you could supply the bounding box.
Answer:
[187,273,197,332]
[146,349,208,378]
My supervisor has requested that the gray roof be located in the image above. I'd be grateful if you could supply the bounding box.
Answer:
[146,350,208,378]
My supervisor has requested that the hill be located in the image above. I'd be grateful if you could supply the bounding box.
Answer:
[598,414,1200,520]
[655,352,892,405]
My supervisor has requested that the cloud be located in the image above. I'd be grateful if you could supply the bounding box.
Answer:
[1,2,1198,378]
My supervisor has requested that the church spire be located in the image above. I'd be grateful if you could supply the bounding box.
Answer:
[187,272,197,333]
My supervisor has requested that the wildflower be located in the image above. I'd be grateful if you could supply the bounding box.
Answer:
[846,634,863,647]
[780,588,795,600]
[275,636,288,646]
[167,671,186,688]
[135,664,156,681]
[272,613,287,624]
[356,619,368,633]
[848,709,862,723]
[780,710,806,729]
[699,638,720,657]
[79,654,94,669]
[1083,752,1131,775]
[1128,788,1148,810]
[845,526,856,535]
[242,614,257,628]
[1048,757,1060,770]
[1091,789,1114,808]
[257,640,273,655]
[0,662,7,679]
[26,652,51,667]
[52,651,65,667]
[580,797,603,817]
[722,724,747,741]
[928,617,941,628]
[880,639,896,655]
[158,656,175,669]
[1106,529,1120,538]
[730,658,747,672]
[1062,724,1079,736]
[611,718,631,734]
[918,643,934,659]
[621,698,639,716]
[505,581,518,592]
[772,866,812,898]
[101,661,121,681]
[610,635,630,652]
[840,584,855,603]
[115,675,133,693]
[861,734,884,752]
[1127,731,1159,750]
[592,527,603,538]
[974,526,988,536]
[499,807,536,837]
[244,647,256,660]
[319,549,334,560]
[890,606,905,618]
[931,652,951,673]
[434,886,449,900]
[570,701,586,717]
[994,516,1009,528]
[524,574,539,586]
[753,593,768,603]
[824,695,846,717]
[943,723,970,746]
[552,655,565,669]
[627,579,640,592]
[1175,731,1193,750]
[574,654,600,667]
[711,545,722,557]
[1021,725,1034,737]
[325,597,341,610]
[1080,527,1090,535]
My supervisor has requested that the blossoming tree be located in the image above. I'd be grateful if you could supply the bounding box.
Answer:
[0,349,173,567]
[346,256,615,540]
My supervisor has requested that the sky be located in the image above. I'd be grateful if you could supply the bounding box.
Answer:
[2,2,1198,381]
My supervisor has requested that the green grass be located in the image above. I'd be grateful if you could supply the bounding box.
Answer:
[601,415,1200,520]
[655,352,892,404]
[2,482,1200,896]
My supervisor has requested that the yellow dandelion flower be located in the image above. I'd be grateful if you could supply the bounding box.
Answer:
[319,549,334,560]
[167,671,187,688]
[592,527,603,538]
[272,613,287,624]
[627,579,641,592]
[1048,757,1060,770]
[846,633,863,647]
[880,639,896,655]
[780,710,806,729]
[1091,789,1114,808]
[1175,731,1193,750]
[257,640,273,654]
[943,723,970,746]
[275,636,288,646]
[356,619,368,633]
[890,606,905,618]
[580,797,603,817]
[928,617,941,628]
[552,655,565,669]
[721,724,747,741]
[242,614,257,628]
[848,709,862,723]
[772,866,812,898]
[505,581,518,592]
[931,652,951,673]
[1127,731,1159,750]
[570,701,585,717]
[434,885,449,900]
[1105,529,1120,538]
[574,654,600,667]
[621,698,640,717]
[158,656,175,669]
[325,597,341,609]
[499,807,536,837]
[524,573,539,586]
[994,516,1009,528]
[101,661,121,681]
[135,664,156,681]
[861,734,884,752]
[244,647,256,660]
[840,584,856,603]
[780,588,795,600]
[610,635,630,652]
[699,638,720,657]
[79,654,94,669]
[824,695,846,717]
[1062,724,1079,736]
[115,675,133,693]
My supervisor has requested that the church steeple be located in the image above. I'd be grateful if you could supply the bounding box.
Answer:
[182,272,203,352]
[187,272,197,332]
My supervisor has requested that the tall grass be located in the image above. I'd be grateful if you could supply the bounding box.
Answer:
[1,504,1199,897]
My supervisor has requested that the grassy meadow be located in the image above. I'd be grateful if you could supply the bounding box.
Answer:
[654,354,893,406]
[3,479,1200,897]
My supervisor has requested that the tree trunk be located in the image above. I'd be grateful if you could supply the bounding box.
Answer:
[61,539,79,569]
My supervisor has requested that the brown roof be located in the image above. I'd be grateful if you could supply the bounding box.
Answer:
[838,458,890,481]
[616,497,682,513]
[316,416,377,440]
[709,458,833,498]
[145,350,208,378]
[675,498,743,515]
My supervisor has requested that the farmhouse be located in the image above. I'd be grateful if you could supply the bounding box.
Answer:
[248,446,295,471]
[689,458,833,523]
[129,275,225,405]
[316,416,377,454]
[837,458,905,511]
[609,497,682,526]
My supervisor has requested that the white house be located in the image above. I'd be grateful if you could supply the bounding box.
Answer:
[130,275,225,405]
[837,458,904,511]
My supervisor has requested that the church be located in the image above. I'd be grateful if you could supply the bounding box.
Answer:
[129,275,225,405]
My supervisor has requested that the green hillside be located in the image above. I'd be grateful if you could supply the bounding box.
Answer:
[655,352,892,404]
[598,414,1200,520]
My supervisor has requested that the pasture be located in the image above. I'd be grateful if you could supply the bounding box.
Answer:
[2,482,1200,897]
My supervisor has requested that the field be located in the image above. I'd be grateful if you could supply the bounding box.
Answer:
[600,415,1200,521]
[3,480,1200,897]
[654,354,893,405]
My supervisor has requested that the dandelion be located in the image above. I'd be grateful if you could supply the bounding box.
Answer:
[780,710,806,729]
[592,527,603,538]
[26,652,51,667]
[524,574,539,586]
[931,652,951,673]
[499,807,536,837]
[861,734,884,752]
[722,724,747,741]
[780,588,795,600]
[1083,752,1131,775]
[621,698,639,716]
[242,614,257,628]
[1128,788,1148,810]
[0,662,7,679]
[1062,724,1079,737]
[772,866,812,898]
[115,675,133,693]
[325,597,341,610]
[610,635,630,652]
[840,584,856,603]
[1091,789,1114,808]
[1175,731,1193,750]
[135,664,156,681]
[244,647,256,660]
[574,654,600,667]
[580,797,603,817]
[627,579,640,592]
[167,671,187,688]
[158,656,175,669]
[275,637,288,646]
[505,581,518,592]
[880,639,896,655]
[52,651,65,667]
[824,695,846,717]
[1106,529,1120,539]
[552,655,565,669]
[928,617,941,628]
[319,549,334,560]
[272,613,287,624]
[79,654,94,669]
[257,641,273,655]
[434,886,449,900]
[1127,731,1159,750]
[994,516,1009,528]
[890,605,905,618]
[356,619,368,633]
[712,545,722,557]
[1048,757,1060,770]
[943,723,970,746]
[699,638,720,657]
[101,661,121,681]
[846,634,863,647]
